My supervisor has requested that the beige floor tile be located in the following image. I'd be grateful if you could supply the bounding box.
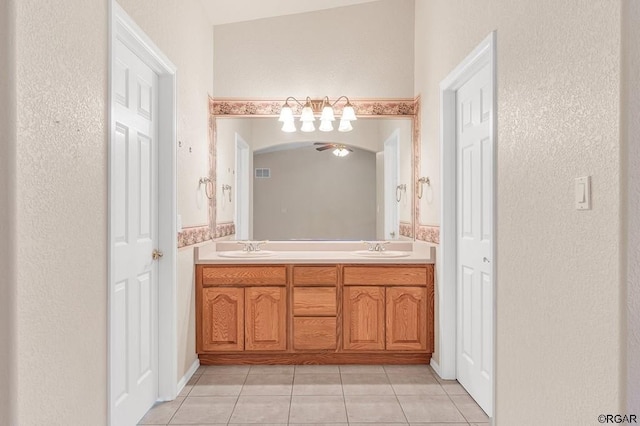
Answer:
[168,396,236,424]
[189,374,246,396]
[410,423,468,426]
[203,365,250,375]
[397,395,466,423]
[194,365,206,376]
[470,423,490,426]
[339,364,385,374]
[342,373,394,396]
[178,373,201,396]
[289,395,348,423]
[138,397,185,424]
[228,424,286,426]
[240,373,293,395]
[292,373,342,395]
[387,373,444,396]
[345,395,407,423]
[350,423,409,426]
[178,384,193,397]
[450,395,490,423]
[441,381,469,395]
[288,424,348,426]
[383,365,433,376]
[294,365,340,374]
[228,395,291,424]
[248,365,294,375]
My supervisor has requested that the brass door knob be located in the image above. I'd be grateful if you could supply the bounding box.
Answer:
[152,249,164,260]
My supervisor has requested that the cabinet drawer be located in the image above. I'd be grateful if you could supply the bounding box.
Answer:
[294,317,337,350]
[343,266,427,286]
[293,266,337,286]
[293,287,336,316]
[202,266,286,286]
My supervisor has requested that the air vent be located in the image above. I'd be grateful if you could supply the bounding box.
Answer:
[255,168,271,178]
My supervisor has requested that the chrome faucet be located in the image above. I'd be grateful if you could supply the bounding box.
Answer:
[238,240,268,252]
[362,241,389,252]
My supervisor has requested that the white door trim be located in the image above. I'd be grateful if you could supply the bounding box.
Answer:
[108,1,177,422]
[438,31,497,417]
[235,133,250,240]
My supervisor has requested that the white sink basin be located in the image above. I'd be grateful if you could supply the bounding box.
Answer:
[351,250,409,258]
[217,250,275,258]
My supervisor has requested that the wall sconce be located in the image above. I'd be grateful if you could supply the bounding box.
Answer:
[396,184,407,202]
[222,184,232,202]
[417,177,430,199]
[199,177,214,200]
[278,96,357,133]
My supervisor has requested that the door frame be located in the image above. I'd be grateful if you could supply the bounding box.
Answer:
[383,129,400,239]
[108,1,178,421]
[437,31,496,416]
[234,133,250,240]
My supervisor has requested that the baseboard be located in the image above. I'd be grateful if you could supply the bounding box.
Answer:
[176,358,200,397]
[430,358,442,378]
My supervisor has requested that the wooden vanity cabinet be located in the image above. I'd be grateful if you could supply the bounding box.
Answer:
[196,265,287,353]
[196,263,434,364]
[200,287,244,352]
[245,286,287,351]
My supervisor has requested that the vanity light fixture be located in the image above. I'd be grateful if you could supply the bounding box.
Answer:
[278,96,357,133]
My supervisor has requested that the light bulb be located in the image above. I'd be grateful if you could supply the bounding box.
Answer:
[338,119,353,132]
[300,106,315,122]
[319,119,334,132]
[320,105,335,122]
[300,121,315,132]
[278,105,294,122]
[281,120,296,133]
[333,148,349,157]
[340,105,357,121]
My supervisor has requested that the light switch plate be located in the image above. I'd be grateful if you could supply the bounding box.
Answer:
[575,176,591,210]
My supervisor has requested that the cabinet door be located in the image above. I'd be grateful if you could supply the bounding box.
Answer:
[343,286,385,350]
[245,287,287,351]
[200,287,244,352]
[386,287,427,351]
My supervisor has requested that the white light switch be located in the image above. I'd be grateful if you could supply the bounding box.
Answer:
[575,176,591,210]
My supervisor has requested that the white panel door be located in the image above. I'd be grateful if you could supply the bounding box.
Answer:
[456,63,493,416]
[111,38,160,426]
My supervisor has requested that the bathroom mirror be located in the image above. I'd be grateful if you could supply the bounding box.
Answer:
[208,98,419,241]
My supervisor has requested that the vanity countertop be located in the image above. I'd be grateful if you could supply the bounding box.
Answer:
[194,241,435,265]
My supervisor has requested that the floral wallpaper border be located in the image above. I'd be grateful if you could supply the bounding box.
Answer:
[177,225,212,249]
[416,225,440,244]
[399,221,413,238]
[215,222,236,238]
[210,98,417,117]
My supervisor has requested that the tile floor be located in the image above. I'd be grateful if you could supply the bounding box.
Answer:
[139,364,490,425]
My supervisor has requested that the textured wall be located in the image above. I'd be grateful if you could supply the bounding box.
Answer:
[0,0,17,423]
[415,0,623,423]
[14,0,109,424]
[213,0,415,98]
[116,0,214,381]
[623,0,640,411]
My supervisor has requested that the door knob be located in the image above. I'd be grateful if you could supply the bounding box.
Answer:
[152,249,164,260]
[483,257,490,263]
